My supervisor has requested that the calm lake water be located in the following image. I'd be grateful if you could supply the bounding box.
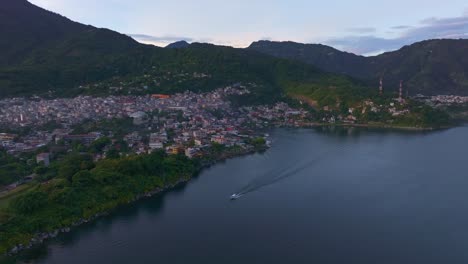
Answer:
[9,126,468,264]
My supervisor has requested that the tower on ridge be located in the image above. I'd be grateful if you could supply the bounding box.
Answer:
[399,80,403,99]
[379,77,383,95]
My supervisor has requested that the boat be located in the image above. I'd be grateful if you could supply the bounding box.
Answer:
[230,193,241,200]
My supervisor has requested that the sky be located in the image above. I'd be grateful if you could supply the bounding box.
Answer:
[30,0,468,55]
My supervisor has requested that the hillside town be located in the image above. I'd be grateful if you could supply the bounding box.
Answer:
[0,75,459,182]
[0,85,238,128]
[415,95,468,107]
[1,82,457,164]
[318,97,411,124]
[0,85,310,164]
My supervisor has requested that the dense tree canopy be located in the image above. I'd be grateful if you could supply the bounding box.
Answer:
[0,150,198,254]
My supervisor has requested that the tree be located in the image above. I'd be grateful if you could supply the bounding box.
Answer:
[58,153,93,181]
[211,142,225,153]
[72,170,94,188]
[10,191,48,215]
[248,137,266,149]
[106,148,120,159]
[34,165,48,175]
[90,137,111,154]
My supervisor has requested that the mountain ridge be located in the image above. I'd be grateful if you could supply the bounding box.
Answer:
[0,0,367,104]
[248,39,468,95]
[2,0,468,98]
[165,41,190,49]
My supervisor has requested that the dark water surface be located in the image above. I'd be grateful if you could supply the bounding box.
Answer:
[10,127,468,264]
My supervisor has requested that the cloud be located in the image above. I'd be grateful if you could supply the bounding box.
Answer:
[346,27,377,34]
[326,11,468,55]
[327,36,404,56]
[128,34,193,47]
[128,34,252,48]
[391,25,411,30]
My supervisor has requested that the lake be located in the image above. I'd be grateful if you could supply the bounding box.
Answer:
[10,126,468,264]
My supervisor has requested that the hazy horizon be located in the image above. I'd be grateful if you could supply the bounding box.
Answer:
[25,0,468,55]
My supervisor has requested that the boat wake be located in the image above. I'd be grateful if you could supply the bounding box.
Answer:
[230,193,243,200]
[232,157,322,198]
[230,138,354,200]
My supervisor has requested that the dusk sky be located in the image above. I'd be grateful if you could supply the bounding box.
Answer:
[30,0,468,55]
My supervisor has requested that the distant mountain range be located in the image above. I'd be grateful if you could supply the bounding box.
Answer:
[1,0,467,100]
[165,41,190,49]
[0,0,366,103]
[248,40,468,95]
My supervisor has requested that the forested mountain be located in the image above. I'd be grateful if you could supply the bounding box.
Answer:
[165,41,190,49]
[0,0,155,96]
[249,39,468,95]
[249,41,370,78]
[0,0,88,65]
[0,0,366,102]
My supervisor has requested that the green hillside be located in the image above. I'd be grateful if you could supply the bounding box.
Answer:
[0,0,367,105]
[249,39,468,95]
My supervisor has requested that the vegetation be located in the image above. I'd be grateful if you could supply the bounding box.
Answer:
[0,0,458,257]
[0,1,456,129]
[284,78,371,108]
[0,151,198,254]
[249,39,468,96]
[246,137,267,150]
[0,151,31,187]
[0,0,374,106]
[0,135,269,255]
[443,103,468,122]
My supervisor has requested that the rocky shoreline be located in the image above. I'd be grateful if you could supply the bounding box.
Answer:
[5,146,263,256]
[7,177,190,256]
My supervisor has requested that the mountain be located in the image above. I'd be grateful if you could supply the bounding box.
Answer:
[248,41,370,78]
[248,40,468,95]
[165,41,190,49]
[0,0,157,97]
[0,0,141,65]
[369,39,468,95]
[0,0,85,65]
[0,0,367,105]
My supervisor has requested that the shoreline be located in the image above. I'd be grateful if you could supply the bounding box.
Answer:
[1,121,446,256]
[4,146,264,257]
[1,120,449,256]
[276,122,448,131]
[6,177,190,256]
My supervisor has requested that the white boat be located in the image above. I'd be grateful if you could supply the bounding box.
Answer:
[230,193,241,200]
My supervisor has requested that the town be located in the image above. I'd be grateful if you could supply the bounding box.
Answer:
[1,82,455,163]
[0,85,311,173]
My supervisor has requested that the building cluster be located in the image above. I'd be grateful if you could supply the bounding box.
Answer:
[121,98,308,158]
[320,98,410,124]
[0,85,247,128]
[1,131,52,153]
[415,95,468,107]
[0,85,311,162]
[242,103,310,127]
